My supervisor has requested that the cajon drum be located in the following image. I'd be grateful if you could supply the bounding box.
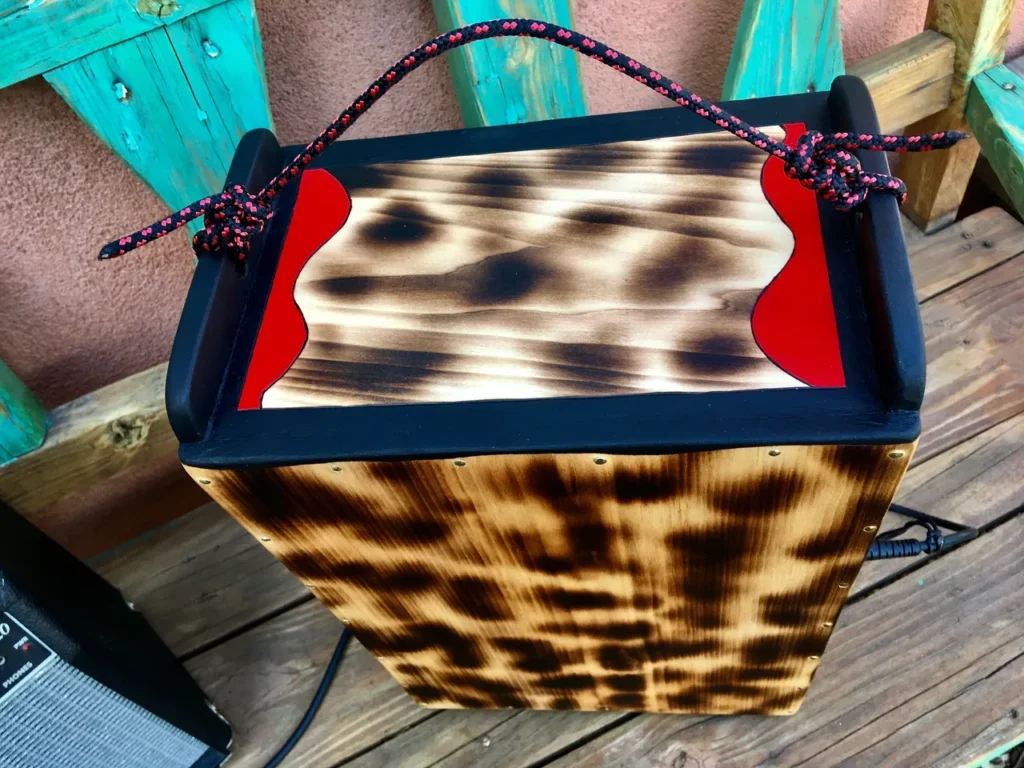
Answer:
[172,76,920,716]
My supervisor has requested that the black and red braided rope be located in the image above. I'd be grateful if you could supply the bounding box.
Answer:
[99,18,966,261]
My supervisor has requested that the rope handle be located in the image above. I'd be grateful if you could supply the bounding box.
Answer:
[99,18,967,262]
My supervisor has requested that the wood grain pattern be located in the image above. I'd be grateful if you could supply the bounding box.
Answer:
[186,442,913,715]
[264,130,810,409]
[967,64,1024,218]
[722,0,844,99]
[546,515,1024,768]
[432,0,587,127]
[917,252,1024,463]
[899,0,1015,232]
[0,0,230,89]
[847,30,956,133]
[905,206,1024,302]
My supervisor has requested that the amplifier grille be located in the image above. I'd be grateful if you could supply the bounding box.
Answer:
[0,656,210,768]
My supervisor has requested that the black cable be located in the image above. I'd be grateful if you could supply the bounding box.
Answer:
[262,628,351,768]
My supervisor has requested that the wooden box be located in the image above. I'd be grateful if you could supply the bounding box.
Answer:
[171,77,920,716]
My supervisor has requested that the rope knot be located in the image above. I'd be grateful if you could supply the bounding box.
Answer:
[191,184,273,261]
[783,131,906,212]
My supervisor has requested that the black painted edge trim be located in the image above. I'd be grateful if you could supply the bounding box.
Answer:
[827,75,927,411]
[166,129,284,441]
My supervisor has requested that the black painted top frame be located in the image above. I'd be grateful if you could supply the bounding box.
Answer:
[168,76,924,469]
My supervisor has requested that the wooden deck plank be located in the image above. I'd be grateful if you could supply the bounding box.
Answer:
[916,253,1024,463]
[91,501,306,657]
[545,515,1024,768]
[905,207,1024,302]
[854,410,1024,594]
[185,601,426,768]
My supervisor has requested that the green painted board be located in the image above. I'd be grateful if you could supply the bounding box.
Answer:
[0,359,46,465]
[967,64,1024,218]
[0,0,231,90]
[432,0,587,127]
[723,0,845,99]
[43,0,272,231]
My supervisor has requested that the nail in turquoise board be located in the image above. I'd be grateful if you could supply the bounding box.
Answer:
[432,0,588,127]
[43,0,273,234]
[967,65,1024,219]
[723,0,844,100]
[0,359,46,465]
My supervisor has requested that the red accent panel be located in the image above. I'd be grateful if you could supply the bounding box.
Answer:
[752,123,846,388]
[238,170,352,410]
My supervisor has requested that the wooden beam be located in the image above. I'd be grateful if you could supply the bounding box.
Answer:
[0,0,230,90]
[898,0,1015,233]
[43,0,272,230]
[432,1,587,127]
[0,359,46,464]
[0,363,175,519]
[848,31,956,133]
[967,64,1024,218]
[722,0,844,99]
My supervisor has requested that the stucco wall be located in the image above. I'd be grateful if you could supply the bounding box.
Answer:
[2,0,1023,407]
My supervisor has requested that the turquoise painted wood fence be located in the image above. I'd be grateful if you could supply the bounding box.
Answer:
[967,64,1024,218]
[432,0,588,127]
[723,0,845,99]
[0,359,47,465]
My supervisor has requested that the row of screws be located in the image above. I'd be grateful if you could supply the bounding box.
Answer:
[111,40,220,103]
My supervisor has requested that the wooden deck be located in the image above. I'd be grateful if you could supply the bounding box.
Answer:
[90,207,1024,768]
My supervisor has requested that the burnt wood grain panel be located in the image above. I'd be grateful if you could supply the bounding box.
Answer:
[262,130,811,410]
[185,442,912,715]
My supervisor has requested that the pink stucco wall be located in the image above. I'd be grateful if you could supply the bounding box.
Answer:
[2,0,1023,408]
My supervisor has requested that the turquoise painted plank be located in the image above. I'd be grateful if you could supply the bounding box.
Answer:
[432,0,587,127]
[165,0,274,159]
[0,359,46,465]
[44,0,273,232]
[45,27,229,231]
[0,0,230,90]
[967,64,1024,218]
[723,0,845,99]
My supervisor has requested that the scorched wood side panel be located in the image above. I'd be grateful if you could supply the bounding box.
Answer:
[185,442,913,715]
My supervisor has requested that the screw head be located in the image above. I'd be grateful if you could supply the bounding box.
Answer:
[453,459,466,467]
[341,618,350,625]
[593,456,608,465]
[259,536,271,542]
[808,655,821,661]
[1002,81,1016,91]
[198,478,211,485]
[202,39,221,58]
[822,620,834,628]
[838,582,850,589]
[888,450,906,460]
[768,448,781,457]
[864,525,878,533]
[112,81,130,102]
[331,465,342,472]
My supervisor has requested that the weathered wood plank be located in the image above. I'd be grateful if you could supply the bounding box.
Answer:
[722,0,844,99]
[905,207,1024,302]
[899,0,1015,232]
[546,514,1024,768]
[431,1,587,127]
[0,358,46,464]
[91,501,306,657]
[0,363,175,519]
[0,0,230,90]
[343,711,516,768]
[967,64,1024,218]
[164,0,274,160]
[45,28,231,221]
[847,31,956,134]
[854,409,1024,593]
[186,601,426,768]
[916,253,1024,463]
